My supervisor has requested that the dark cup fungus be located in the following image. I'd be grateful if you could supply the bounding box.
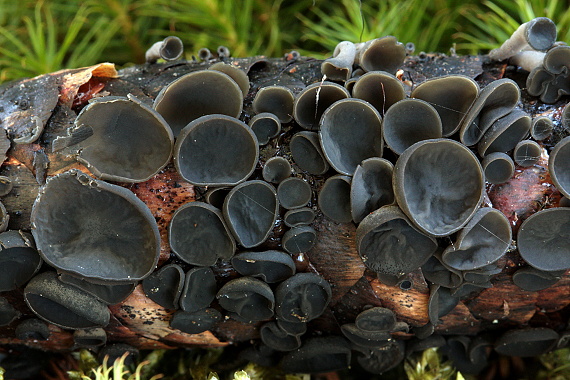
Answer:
[355,340,405,374]
[321,41,357,81]
[262,157,291,184]
[217,45,230,59]
[283,207,315,227]
[252,85,295,123]
[0,230,42,292]
[356,206,437,277]
[526,45,570,103]
[170,308,222,335]
[481,152,515,184]
[216,277,275,322]
[260,322,302,351]
[248,112,281,146]
[198,47,212,61]
[145,36,184,63]
[459,78,520,146]
[59,273,136,305]
[179,267,217,312]
[445,336,489,374]
[549,136,570,198]
[31,170,160,282]
[319,98,383,175]
[441,207,511,271]
[517,207,570,271]
[277,319,307,336]
[421,253,463,289]
[290,131,330,175]
[169,201,236,266]
[478,109,532,157]
[489,17,557,61]
[410,75,479,137]
[350,157,394,224]
[512,267,564,291]
[275,273,332,323]
[231,250,296,283]
[513,139,541,167]
[142,263,185,310]
[174,115,258,186]
[352,71,405,115]
[14,318,50,341]
[277,177,312,209]
[204,187,230,210]
[355,307,396,332]
[154,70,243,137]
[282,225,317,254]
[341,323,392,348]
[318,175,352,223]
[531,116,553,140]
[0,297,19,326]
[393,139,484,237]
[0,176,13,196]
[293,81,350,130]
[208,62,250,97]
[64,95,174,183]
[24,271,110,329]
[280,336,351,373]
[494,328,559,357]
[428,285,459,325]
[382,98,442,155]
[355,36,406,74]
[73,327,107,348]
[223,180,278,248]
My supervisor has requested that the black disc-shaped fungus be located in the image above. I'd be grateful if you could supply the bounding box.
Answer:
[170,308,222,334]
[64,95,174,183]
[280,336,351,373]
[517,207,570,271]
[223,180,278,248]
[283,207,315,227]
[248,112,281,145]
[290,131,330,175]
[179,267,217,312]
[169,201,236,266]
[355,307,396,332]
[318,175,352,223]
[512,267,564,291]
[441,207,511,271]
[478,109,531,157]
[445,336,489,374]
[231,250,296,283]
[277,319,307,336]
[260,321,302,351]
[14,318,50,341]
[531,116,553,140]
[174,114,258,186]
[356,206,437,277]
[382,99,442,155]
[252,85,295,123]
[282,225,317,254]
[31,170,160,282]
[208,62,250,97]
[73,327,107,348]
[24,271,110,329]
[421,253,463,289]
[277,177,312,210]
[352,71,405,115]
[204,187,230,210]
[513,139,541,167]
[59,273,136,305]
[494,328,559,357]
[393,139,484,237]
[356,36,406,74]
[216,277,275,322]
[549,136,570,198]
[262,157,291,184]
[319,98,383,175]
[481,152,515,184]
[341,323,392,348]
[0,296,19,326]
[293,82,350,130]
[153,70,243,137]
[0,230,42,292]
[350,157,394,224]
[275,273,331,323]
[142,263,185,309]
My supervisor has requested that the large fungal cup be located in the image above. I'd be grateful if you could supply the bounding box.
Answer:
[31,170,160,282]
[174,115,258,186]
[319,98,383,175]
[293,81,350,130]
[350,157,394,224]
[549,136,570,198]
[393,139,484,237]
[290,131,330,175]
[478,109,532,157]
[355,36,406,74]
[252,85,295,123]
[352,71,405,115]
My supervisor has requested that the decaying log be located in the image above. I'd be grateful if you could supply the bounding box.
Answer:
[0,54,568,354]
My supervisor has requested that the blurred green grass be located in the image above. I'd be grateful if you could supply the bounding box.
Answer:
[0,0,568,82]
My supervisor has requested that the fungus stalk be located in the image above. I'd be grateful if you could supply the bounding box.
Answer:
[488,17,556,61]
[145,36,184,63]
[509,50,546,72]
[321,41,357,81]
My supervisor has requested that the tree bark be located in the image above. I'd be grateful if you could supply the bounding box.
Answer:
[0,55,568,352]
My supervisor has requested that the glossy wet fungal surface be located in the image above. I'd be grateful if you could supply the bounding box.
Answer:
[65,95,174,182]
[319,98,383,175]
[223,180,278,248]
[531,116,553,140]
[142,264,185,309]
[179,267,217,312]
[31,170,160,282]
[169,201,235,266]
[393,139,484,237]
[248,112,281,145]
[526,45,570,103]
[517,207,570,271]
[282,225,317,254]
[174,115,258,186]
[231,250,296,283]
[275,273,331,323]
[357,36,406,74]
[217,277,275,322]
[153,70,243,137]
[262,157,291,183]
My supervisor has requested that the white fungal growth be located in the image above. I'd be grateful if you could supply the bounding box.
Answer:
[489,17,556,61]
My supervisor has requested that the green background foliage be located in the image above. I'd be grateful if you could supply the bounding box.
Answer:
[0,0,569,83]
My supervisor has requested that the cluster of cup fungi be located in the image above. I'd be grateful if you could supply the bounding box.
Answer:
[1,16,570,376]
